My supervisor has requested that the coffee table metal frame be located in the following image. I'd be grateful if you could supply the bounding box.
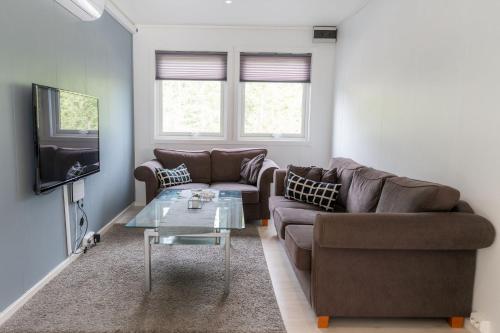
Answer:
[143,228,231,292]
[127,189,244,293]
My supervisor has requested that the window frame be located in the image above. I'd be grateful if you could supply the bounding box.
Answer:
[154,79,228,141]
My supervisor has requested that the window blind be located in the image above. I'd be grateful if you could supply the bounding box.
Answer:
[240,53,312,83]
[155,51,228,81]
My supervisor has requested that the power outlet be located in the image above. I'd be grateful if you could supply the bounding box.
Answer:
[81,231,96,252]
[72,179,85,202]
[470,312,492,333]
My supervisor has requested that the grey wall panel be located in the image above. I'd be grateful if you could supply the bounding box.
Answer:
[0,0,134,311]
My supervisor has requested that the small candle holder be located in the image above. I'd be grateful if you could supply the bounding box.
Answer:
[188,194,203,209]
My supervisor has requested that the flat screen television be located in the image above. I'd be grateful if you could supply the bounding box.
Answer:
[33,84,100,194]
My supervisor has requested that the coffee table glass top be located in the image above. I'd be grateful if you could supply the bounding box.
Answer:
[126,189,245,230]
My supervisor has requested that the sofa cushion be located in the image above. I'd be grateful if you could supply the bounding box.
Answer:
[376,177,460,213]
[156,183,210,197]
[321,168,338,184]
[211,148,267,182]
[327,157,365,208]
[286,165,323,182]
[285,225,313,271]
[209,182,259,204]
[163,183,210,191]
[274,207,319,239]
[154,149,211,183]
[346,168,395,213]
[269,195,322,215]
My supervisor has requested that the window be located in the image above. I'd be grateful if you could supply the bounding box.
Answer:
[239,53,311,139]
[155,51,227,138]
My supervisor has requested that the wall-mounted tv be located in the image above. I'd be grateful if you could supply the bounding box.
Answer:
[33,84,100,194]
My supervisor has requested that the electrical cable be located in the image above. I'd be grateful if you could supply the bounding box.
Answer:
[73,199,89,254]
[77,200,89,252]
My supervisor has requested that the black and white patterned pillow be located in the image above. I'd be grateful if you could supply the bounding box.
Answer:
[156,163,192,188]
[285,171,341,212]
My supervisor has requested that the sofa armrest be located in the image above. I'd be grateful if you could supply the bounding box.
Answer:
[257,159,279,191]
[314,213,495,250]
[256,159,279,219]
[134,159,163,204]
[273,169,287,196]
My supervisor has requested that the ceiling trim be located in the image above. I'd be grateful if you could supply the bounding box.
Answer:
[105,0,137,34]
[136,24,316,31]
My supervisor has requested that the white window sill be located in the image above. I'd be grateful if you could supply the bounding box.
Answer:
[153,137,311,146]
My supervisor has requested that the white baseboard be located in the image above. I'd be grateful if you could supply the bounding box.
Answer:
[0,203,134,326]
[98,203,135,234]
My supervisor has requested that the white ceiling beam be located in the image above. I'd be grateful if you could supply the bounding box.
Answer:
[105,0,137,34]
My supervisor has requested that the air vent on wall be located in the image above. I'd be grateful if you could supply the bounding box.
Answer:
[55,0,106,21]
[313,26,337,43]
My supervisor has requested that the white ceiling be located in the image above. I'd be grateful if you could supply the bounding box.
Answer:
[111,0,369,26]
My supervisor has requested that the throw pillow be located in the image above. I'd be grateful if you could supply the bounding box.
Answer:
[285,171,341,212]
[284,165,323,191]
[156,163,192,188]
[240,153,265,185]
[286,165,323,181]
[321,168,338,184]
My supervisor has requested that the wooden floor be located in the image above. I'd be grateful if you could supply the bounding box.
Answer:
[258,219,471,333]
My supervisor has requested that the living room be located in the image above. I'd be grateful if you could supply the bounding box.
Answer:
[0,1,499,333]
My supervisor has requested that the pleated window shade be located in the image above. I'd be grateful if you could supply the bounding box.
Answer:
[240,53,312,83]
[155,51,228,81]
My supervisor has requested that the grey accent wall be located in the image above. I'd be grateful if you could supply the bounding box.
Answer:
[0,1,134,312]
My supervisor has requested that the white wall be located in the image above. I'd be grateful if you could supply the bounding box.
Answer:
[333,0,500,329]
[133,25,336,204]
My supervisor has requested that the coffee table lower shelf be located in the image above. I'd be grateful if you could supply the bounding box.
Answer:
[143,228,231,293]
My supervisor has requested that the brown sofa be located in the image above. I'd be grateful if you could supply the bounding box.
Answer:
[270,157,495,329]
[135,148,278,222]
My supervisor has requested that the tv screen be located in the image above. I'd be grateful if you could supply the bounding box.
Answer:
[33,84,100,194]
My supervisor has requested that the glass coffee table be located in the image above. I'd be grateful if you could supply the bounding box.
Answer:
[126,189,245,292]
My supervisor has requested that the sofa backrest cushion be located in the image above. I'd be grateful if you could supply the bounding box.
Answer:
[286,165,323,182]
[346,168,396,213]
[211,148,267,182]
[376,177,460,213]
[154,149,211,183]
[327,157,365,208]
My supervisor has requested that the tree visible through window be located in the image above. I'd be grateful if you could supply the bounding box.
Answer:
[59,90,98,132]
[243,82,305,135]
[160,80,222,135]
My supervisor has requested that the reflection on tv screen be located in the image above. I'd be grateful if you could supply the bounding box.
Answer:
[33,84,100,193]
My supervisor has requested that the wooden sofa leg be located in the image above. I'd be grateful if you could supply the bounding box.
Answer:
[261,219,269,227]
[317,316,330,328]
[448,317,464,328]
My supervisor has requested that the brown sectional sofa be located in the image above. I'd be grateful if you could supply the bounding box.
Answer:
[270,157,495,329]
[135,148,278,221]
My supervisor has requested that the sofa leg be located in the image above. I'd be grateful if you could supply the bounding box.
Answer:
[317,316,330,328]
[261,219,269,227]
[448,317,464,328]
